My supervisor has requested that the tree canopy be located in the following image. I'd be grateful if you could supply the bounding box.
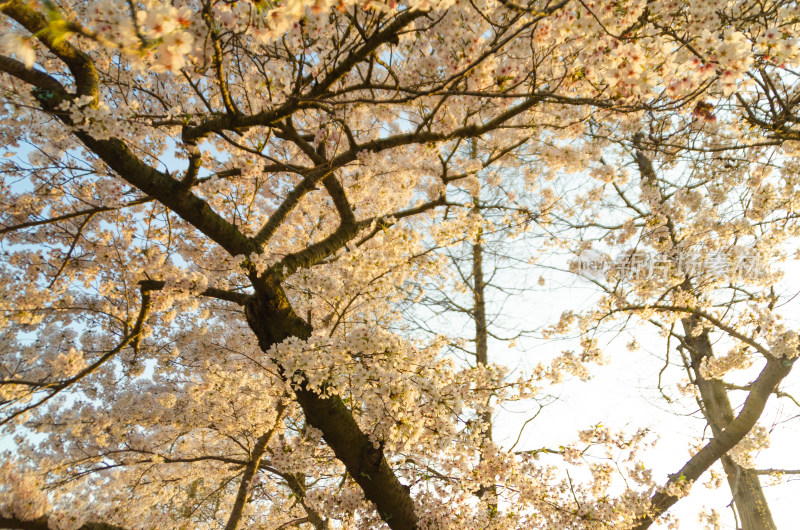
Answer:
[1,0,799,528]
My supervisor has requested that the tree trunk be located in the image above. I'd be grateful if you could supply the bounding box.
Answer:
[681,318,776,530]
[472,236,497,514]
[472,237,491,435]
[244,276,419,530]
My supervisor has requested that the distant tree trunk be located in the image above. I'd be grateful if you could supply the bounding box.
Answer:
[472,231,497,515]
[472,236,491,435]
[682,317,777,530]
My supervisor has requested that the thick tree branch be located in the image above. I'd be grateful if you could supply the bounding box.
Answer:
[224,405,285,530]
[1,0,99,100]
[306,10,428,98]
[635,355,793,529]
[0,55,66,95]
[252,165,333,247]
[70,132,256,257]
[0,50,254,258]
[137,280,249,306]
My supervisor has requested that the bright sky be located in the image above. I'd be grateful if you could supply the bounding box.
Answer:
[486,253,800,529]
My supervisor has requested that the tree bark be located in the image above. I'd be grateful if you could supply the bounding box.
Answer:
[244,276,418,530]
[472,238,491,434]
[635,343,791,529]
[681,318,777,530]
[224,406,285,530]
[630,144,779,529]
[471,234,498,514]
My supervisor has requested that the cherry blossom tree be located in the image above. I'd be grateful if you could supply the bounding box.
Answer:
[548,114,800,528]
[0,0,798,528]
